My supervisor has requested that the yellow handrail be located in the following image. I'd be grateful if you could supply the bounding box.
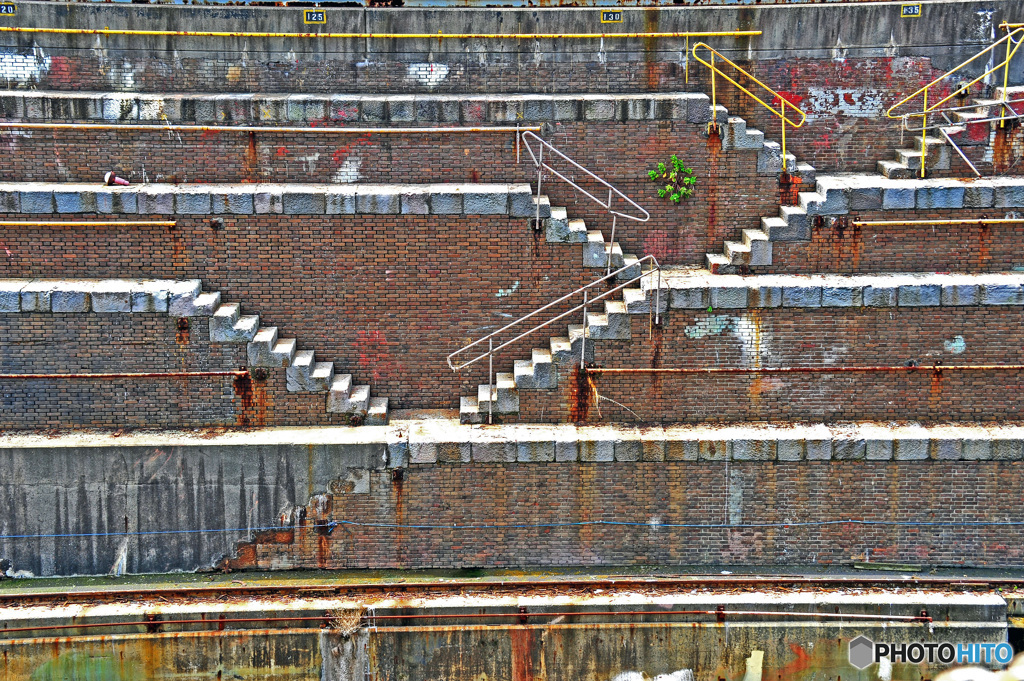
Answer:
[690,42,806,172]
[0,26,760,40]
[886,27,1024,178]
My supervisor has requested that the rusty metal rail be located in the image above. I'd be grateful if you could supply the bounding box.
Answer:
[0,221,177,228]
[851,218,1024,227]
[587,364,1024,375]
[0,122,540,135]
[0,575,1016,609]
[0,371,248,379]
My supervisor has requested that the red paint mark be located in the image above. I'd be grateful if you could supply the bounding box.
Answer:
[775,643,812,678]
[356,329,386,383]
[771,91,805,108]
[276,146,289,156]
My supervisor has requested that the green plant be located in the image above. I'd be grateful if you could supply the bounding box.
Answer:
[647,155,696,204]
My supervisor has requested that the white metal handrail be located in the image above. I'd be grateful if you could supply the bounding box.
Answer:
[520,130,650,276]
[448,256,662,424]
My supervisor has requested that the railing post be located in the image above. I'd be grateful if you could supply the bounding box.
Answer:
[780,101,787,172]
[709,50,717,134]
[488,337,493,425]
[606,189,616,277]
[920,89,928,178]
[655,266,662,327]
[581,291,588,371]
[535,144,544,232]
[1002,34,1013,128]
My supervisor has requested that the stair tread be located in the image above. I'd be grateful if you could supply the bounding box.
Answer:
[330,374,353,393]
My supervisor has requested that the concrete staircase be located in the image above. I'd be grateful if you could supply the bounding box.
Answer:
[704,115,817,274]
[0,279,388,426]
[877,85,1024,179]
[459,200,668,424]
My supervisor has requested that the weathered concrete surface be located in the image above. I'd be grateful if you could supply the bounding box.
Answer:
[0,591,1007,681]
[0,1,1020,76]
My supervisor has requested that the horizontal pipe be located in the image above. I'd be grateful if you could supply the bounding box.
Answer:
[0,27,761,40]
[0,221,176,227]
[0,122,541,135]
[587,364,1024,375]
[0,609,929,636]
[852,218,1024,227]
[0,371,248,379]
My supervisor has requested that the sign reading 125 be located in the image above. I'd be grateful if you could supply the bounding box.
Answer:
[304,9,326,24]
[0,4,16,15]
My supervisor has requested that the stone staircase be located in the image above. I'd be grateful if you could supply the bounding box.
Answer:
[459,200,668,424]
[0,278,388,425]
[704,115,817,273]
[877,85,1024,179]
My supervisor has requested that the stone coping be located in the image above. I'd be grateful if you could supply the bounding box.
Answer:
[660,270,1024,309]
[0,91,714,125]
[2,421,1024,466]
[0,182,534,216]
[809,174,1024,213]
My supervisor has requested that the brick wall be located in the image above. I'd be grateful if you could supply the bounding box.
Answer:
[767,208,1024,274]
[514,306,1024,425]
[225,460,1024,569]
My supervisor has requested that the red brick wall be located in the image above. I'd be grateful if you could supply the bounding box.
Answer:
[767,208,1024,274]
[225,461,1024,569]
[515,306,1024,425]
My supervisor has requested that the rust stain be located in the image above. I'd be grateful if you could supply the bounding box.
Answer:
[242,130,259,183]
[233,372,256,427]
[510,627,536,681]
[393,469,405,567]
[642,9,659,92]
[929,368,943,411]
[568,365,593,423]
[993,124,1015,173]
[779,171,802,206]
[978,223,991,266]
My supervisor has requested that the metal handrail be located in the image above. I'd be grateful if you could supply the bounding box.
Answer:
[886,27,1024,178]
[448,256,662,424]
[690,42,806,172]
[520,130,650,277]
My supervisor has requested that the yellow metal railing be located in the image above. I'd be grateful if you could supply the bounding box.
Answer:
[690,42,806,172]
[887,27,1024,178]
[0,26,760,41]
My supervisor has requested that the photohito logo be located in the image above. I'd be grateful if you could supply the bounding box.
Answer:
[848,636,1014,669]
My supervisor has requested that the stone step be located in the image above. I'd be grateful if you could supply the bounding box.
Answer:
[583,231,624,268]
[531,194,552,219]
[548,324,594,366]
[585,299,631,340]
[366,396,389,426]
[795,162,816,185]
[877,159,917,179]
[191,292,222,317]
[705,252,731,274]
[477,372,519,414]
[513,348,556,389]
[722,116,765,150]
[909,135,948,152]
[167,280,203,317]
[742,228,772,266]
[896,146,950,170]
[724,240,751,266]
[460,396,483,425]
[210,304,260,343]
[286,350,334,392]
[327,373,353,406]
[616,253,642,281]
[337,384,371,419]
[777,205,811,241]
[757,141,798,175]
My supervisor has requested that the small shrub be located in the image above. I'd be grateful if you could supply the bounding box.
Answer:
[647,155,696,204]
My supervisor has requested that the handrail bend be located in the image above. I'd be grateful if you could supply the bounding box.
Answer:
[886,27,1024,178]
[520,130,649,277]
[690,42,806,171]
[448,256,662,424]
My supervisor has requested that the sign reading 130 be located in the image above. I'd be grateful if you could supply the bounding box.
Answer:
[0,4,17,15]
[601,11,623,23]
[304,9,326,24]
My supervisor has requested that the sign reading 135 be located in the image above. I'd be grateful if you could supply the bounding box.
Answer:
[901,4,921,17]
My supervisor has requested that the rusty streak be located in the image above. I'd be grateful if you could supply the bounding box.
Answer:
[851,218,1024,227]
[0,371,249,379]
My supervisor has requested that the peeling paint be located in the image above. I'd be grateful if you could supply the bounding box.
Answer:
[496,280,520,298]
[683,315,733,339]
[944,335,966,354]
[333,156,362,183]
[408,62,450,88]
[0,50,51,84]
[806,87,884,121]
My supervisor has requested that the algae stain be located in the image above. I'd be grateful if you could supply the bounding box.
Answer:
[31,653,140,681]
